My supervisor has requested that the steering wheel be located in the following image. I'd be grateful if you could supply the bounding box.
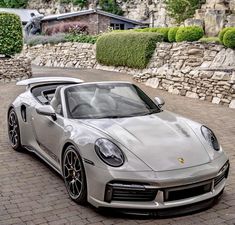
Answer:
[71,103,93,114]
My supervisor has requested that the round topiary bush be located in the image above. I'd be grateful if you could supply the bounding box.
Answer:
[168,27,179,42]
[176,26,204,42]
[223,29,235,49]
[218,27,233,44]
[0,12,23,57]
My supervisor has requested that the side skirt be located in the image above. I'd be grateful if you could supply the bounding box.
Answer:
[23,145,62,176]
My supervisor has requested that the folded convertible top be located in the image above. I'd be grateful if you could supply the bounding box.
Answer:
[17,77,84,87]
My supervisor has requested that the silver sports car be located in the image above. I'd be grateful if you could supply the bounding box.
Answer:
[8,77,229,215]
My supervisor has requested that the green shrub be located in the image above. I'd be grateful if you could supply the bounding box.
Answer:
[176,26,204,42]
[218,27,234,44]
[0,0,28,8]
[65,33,98,44]
[134,27,170,42]
[0,12,23,56]
[199,36,220,44]
[96,32,163,69]
[223,28,235,49]
[99,0,123,15]
[25,33,67,46]
[168,27,179,42]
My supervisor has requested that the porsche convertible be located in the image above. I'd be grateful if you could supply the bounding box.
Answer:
[8,77,229,215]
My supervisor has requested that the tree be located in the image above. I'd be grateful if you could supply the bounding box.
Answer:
[99,0,123,16]
[165,0,201,25]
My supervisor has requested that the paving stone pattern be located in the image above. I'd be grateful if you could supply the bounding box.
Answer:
[0,67,234,225]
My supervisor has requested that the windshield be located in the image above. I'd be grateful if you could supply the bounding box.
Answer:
[65,83,160,119]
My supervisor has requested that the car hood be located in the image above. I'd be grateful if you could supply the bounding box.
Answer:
[82,111,211,172]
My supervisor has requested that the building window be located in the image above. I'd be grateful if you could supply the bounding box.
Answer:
[110,23,125,30]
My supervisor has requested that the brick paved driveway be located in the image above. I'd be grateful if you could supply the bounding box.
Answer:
[0,66,234,225]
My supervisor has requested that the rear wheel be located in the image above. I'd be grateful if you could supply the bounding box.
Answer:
[63,145,87,204]
[8,109,23,152]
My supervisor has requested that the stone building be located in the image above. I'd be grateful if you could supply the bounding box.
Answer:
[41,9,146,34]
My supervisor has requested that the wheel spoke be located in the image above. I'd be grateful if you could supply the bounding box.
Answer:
[74,181,80,195]
[64,165,70,179]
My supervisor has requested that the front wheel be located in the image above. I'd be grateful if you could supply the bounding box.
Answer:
[63,145,87,204]
[8,109,23,152]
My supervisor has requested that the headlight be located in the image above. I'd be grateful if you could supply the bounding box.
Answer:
[201,126,220,151]
[95,138,125,167]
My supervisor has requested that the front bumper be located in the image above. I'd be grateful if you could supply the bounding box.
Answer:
[84,155,229,210]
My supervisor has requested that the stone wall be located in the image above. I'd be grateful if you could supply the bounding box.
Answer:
[134,42,235,109]
[22,42,235,109]
[23,42,96,68]
[0,57,32,82]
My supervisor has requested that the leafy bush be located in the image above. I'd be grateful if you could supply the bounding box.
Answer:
[0,0,28,8]
[24,33,67,46]
[60,0,88,8]
[96,32,164,69]
[223,29,235,49]
[0,12,23,56]
[165,0,201,24]
[45,22,88,35]
[134,27,170,42]
[99,0,123,16]
[168,27,179,42]
[218,27,234,44]
[65,33,98,44]
[176,26,204,42]
[199,36,220,44]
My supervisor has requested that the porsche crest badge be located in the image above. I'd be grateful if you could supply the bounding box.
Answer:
[178,158,185,164]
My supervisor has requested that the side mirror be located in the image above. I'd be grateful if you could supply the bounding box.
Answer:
[154,97,165,109]
[36,105,57,121]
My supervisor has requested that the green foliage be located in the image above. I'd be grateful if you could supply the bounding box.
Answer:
[199,36,220,44]
[60,0,88,8]
[96,32,164,69]
[134,27,170,42]
[0,12,23,56]
[218,27,234,44]
[165,0,201,24]
[99,0,123,16]
[168,27,179,42]
[223,29,235,49]
[65,33,98,44]
[0,0,28,8]
[176,26,204,42]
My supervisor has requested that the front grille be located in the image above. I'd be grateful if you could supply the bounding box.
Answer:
[214,161,229,187]
[164,181,212,202]
[105,182,158,203]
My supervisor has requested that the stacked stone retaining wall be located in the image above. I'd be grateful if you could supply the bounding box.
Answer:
[22,42,235,108]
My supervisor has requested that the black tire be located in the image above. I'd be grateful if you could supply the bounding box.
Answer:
[63,145,87,204]
[8,108,23,152]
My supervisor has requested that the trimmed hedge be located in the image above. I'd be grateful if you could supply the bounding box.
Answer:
[168,27,179,42]
[134,27,170,42]
[0,12,23,56]
[219,27,234,44]
[96,32,164,69]
[176,26,204,42]
[223,29,235,49]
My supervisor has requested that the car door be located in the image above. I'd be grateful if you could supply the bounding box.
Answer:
[31,109,65,168]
